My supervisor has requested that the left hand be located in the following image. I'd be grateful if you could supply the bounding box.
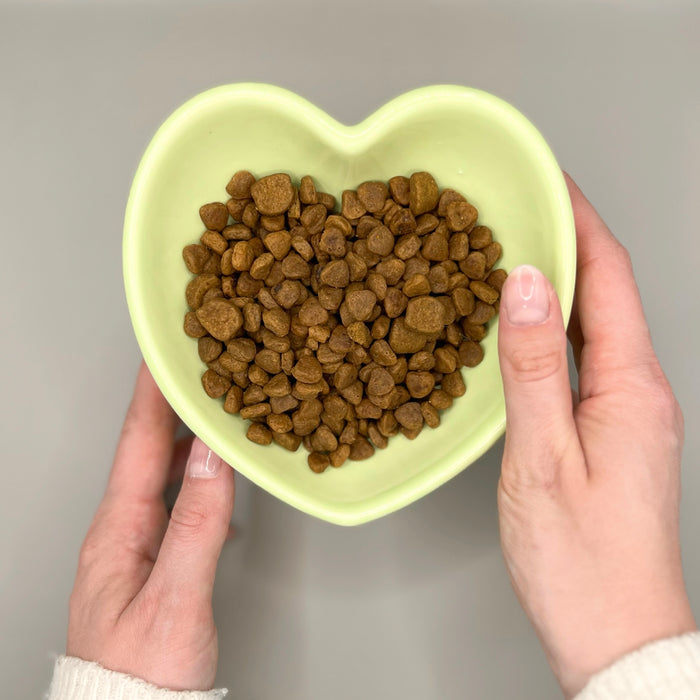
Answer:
[67,362,235,691]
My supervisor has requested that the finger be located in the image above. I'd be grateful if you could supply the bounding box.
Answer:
[564,173,657,398]
[499,265,582,486]
[148,438,235,602]
[107,361,179,504]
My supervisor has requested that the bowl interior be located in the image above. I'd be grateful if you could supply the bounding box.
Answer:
[124,84,575,525]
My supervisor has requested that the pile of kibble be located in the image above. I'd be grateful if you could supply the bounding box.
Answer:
[182,171,506,472]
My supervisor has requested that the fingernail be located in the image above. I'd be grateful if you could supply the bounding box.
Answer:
[187,438,221,479]
[503,264,550,326]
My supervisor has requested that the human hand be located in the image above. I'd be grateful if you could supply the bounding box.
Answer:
[496,175,696,697]
[67,363,235,691]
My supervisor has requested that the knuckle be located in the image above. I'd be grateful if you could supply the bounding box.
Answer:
[168,499,210,541]
[76,533,102,570]
[507,342,564,384]
[613,241,633,272]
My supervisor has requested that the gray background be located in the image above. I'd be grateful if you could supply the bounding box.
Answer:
[1,1,698,698]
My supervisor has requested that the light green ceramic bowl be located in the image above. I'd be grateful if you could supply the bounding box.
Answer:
[123,83,575,526]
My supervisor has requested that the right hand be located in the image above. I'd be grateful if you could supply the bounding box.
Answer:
[496,174,697,697]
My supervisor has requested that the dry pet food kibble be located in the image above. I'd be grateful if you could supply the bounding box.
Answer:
[183,171,506,472]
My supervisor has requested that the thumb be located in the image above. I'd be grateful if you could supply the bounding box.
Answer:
[498,265,578,484]
[149,438,235,601]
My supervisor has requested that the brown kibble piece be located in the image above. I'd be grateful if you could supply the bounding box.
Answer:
[429,389,453,410]
[357,181,388,213]
[367,225,394,256]
[198,336,223,363]
[186,274,220,309]
[458,341,484,367]
[469,225,492,249]
[422,231,449,261]
[394,235,421,261]
[249,252,275,280]
[486,268,507,292]
[437,188,466,217]
[403,274,431,297]
[394,402,423,431]
[227,337,256,362]
[293,356,324,383]
[240,403,271,420]
[446,200,478,232]
[229,241,252,271]
[317,191,336,210]
[270,394,298,414]
[329,444,351,467]
[280,252,310,280]
[452,287,476,317]
[383,287,408,318]
[367,367,394,396]
[467,300,496,325]
[183,244,210,274]
[349,437,374,460]
[272,431,302,451]
[262,307,291,337]
[449,232,470,261]
[299,175,317,204]
[199,202,229,232]
[405,371,435,399]
[388,175,410,206]
[298,297,329,326]
[267,412,293,433]
[307,452,331,474]
[405,296,445,334]
[223,223,253,241]
[409,172,439,215]
[421,402,440,428]
[442,370,466,397]
[341,190,367,219]
[300,203,327,236]
[264,373,292,398]
[388,317,429,354]
[319,259,350,288]
[346,289,377,322]
[202,369,231,398]
[462,321,486,342]
[184,311,207,338]
[482,241,503,269]
[250,173,294,216]
[319,227,346,257]
[470,280,499,304]
[310,425,338,453]
[461,251,487,280]
[264,230,292,260]
[247,422,272,445]
[226,170,256,199]
[223,385,244,414]
[346,321,371,347]
[434,346,458,374]
[196,299,243,341]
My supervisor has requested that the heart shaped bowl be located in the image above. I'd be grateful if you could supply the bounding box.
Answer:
[123,83,575,526]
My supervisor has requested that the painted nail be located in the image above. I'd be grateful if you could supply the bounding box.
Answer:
[186,438,222,479]
[503,264,550,326]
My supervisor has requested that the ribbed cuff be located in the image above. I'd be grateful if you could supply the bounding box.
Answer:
[47,655,228,700]
[575,632,700,700]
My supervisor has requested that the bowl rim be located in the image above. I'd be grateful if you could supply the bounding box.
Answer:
[123,82,576,526]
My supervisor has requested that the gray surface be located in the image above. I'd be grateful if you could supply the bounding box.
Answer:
[1,1,698,698]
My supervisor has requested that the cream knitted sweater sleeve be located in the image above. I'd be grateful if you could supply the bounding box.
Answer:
[48,633,700,699]
[574,632,700,700]
[47,656,227,700]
